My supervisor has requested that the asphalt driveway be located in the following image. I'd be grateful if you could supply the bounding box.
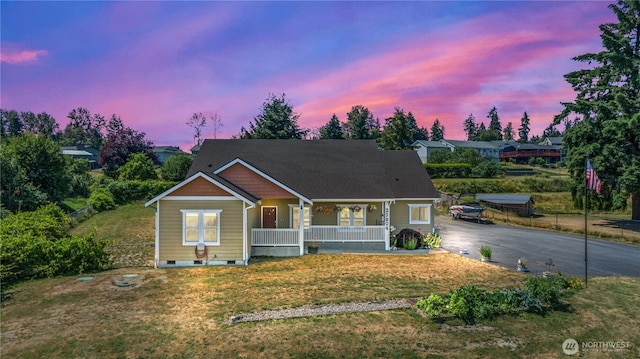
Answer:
[437,216,640,278]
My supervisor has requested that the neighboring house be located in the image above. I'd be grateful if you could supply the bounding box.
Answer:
[440,140,500,163]
[412,139,500,164]
[498,142,564,164]
[62,143,100,169]
[153,146,189,164]
[540,136,563,146]
[475,193,535,216]
[145,139,440,267]
[412,140,450,163]
[190,144,201,157]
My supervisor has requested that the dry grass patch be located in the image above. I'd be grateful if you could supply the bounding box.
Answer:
[2,254,638,358]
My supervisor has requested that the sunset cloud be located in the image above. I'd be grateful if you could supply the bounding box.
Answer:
[0,47,48,64]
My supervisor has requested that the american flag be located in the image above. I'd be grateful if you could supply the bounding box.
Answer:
[586,160,602,194]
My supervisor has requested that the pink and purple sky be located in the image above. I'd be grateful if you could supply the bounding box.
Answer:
[1,1,613,151]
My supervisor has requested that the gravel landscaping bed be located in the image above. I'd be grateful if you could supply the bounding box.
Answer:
[229,299,414,324]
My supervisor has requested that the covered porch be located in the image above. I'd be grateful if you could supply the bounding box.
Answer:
[250,200,391,256]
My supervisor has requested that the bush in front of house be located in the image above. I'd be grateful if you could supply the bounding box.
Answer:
[416,276,580,324]
[0,204,112,287]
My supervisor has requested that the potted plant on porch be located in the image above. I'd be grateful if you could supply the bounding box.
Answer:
[307,239,319,254]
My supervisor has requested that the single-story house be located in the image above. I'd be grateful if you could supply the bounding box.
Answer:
[475,193,535,216]
[152,146,189,164]
[540,136,563,146]
[440,140,500,163]
[412,139,501,164]
[412,140,450,163]
[145,139,440,267]
[62,142,100,169]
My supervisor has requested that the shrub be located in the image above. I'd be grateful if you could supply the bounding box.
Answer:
[416,278,583,324]
[105,180,176,204]
[525,276,561,306]
[423,233,442,248]
[160,154,193,181]
[501,288,543,315]
[425,163,472,178]
[88,187,116,211]
[0,205,112,286]
[416,293,446,317]
[117,153,157,181]
[404,238,418,250]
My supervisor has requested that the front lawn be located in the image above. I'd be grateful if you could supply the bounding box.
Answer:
[1,254,637,358]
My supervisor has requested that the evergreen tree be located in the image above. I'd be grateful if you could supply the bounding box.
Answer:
[343,105,380,140]
[379,107,419,150]
[463,114,478,141]
[430,119,445,141]
[487,106,503,140]
[240,93,307,139]
[319,114,344,139]
[503,122,514,141]
[555,0,640,219]
[518,112,531,143]
[542,123,561,138]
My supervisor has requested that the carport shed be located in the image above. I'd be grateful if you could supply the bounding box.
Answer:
[475,194,535,216]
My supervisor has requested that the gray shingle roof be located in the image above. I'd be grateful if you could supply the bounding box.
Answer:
[189,139,439,200]
[442,140,500,149]
[412,140,449,148]
[476,193,533,205]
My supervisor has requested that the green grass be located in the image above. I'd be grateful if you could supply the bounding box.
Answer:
[70,201,155,245]
[60,196,89,212]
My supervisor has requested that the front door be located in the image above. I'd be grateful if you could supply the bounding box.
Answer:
[262,207,277,228]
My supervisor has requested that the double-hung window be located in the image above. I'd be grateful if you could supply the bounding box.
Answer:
[289,205,310,228]
[408,204,431,224]
[338,205,365,227]
[181,210,222,246]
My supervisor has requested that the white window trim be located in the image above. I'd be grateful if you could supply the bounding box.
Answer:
[337,204,367,227]
[408,204,432,224]
[288,204,311,228]
[180,209,222,246]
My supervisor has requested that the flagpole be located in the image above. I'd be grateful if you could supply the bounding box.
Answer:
[584,156,588,288]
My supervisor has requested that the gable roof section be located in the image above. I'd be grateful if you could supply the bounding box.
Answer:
[215,158,311,203]
[145,171,258,207]
[189,139,440,200]
[412,140,449,148]
[442,140,499,150]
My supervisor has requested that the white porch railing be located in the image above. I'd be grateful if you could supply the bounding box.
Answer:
[251,226,385,246]
[251,228,299,246]
[306,226,385,242]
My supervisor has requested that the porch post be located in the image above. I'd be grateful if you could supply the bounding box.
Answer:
[384,201,390,251]
[298,199,305,256]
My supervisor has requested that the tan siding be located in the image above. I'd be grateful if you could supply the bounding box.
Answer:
[390,200,435,233]
[258,199,299,228]
[219,163,295,199]
[169,176,231,196]
[310,202,384,226]
[158,199,244,261]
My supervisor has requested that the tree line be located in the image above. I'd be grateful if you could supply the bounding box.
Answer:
[0,107,194,215]
[236,93,559,149]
